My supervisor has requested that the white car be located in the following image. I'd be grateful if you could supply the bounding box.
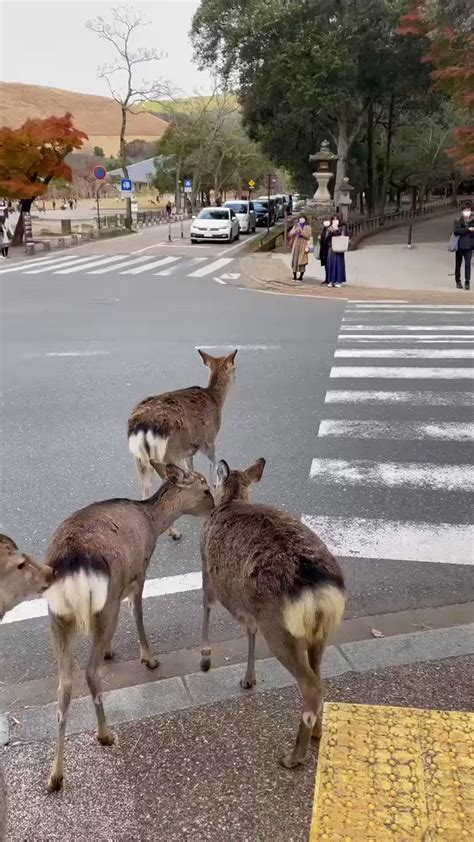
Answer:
[190,207,240,243]
[223,200,257,233]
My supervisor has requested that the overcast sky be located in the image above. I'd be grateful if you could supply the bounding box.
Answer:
[1,0,213,98]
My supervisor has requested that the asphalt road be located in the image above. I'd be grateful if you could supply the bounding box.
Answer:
[1,247,473,694]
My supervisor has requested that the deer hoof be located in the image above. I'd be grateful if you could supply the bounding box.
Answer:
[200,655,211,672]
[97,729,116,747]
[142,655,159,670]
[169,529,182,541]
[279,752,307,770]
[47,774,64,793]
[104,650,114,661]
[240,677,256,690]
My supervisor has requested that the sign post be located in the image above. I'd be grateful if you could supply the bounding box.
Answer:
[93,165,107,230]
[248,180,255,232]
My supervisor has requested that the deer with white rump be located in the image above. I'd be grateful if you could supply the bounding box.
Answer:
[128,349,237,540]
[44,462,214,793]
[200,458,346,769]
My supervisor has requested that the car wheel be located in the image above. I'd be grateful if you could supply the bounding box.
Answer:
[191,238,197,244]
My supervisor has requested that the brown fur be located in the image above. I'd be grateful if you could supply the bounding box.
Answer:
[200,459,346,769]
[45,464,214,793]
[0,533,53,620]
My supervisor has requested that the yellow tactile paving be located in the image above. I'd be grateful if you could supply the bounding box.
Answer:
[310,702,474,842]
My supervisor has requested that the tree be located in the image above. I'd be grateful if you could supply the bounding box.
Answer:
[399,0,474,172]
[87,5,165,227]
[93,145,105,157]
[192,0,426,205]
[0,113,87,244]
[123,138,157,161]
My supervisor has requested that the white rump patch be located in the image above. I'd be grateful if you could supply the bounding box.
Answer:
[47,570,108,635]
[128,430,169,465]
[283,585,345,642]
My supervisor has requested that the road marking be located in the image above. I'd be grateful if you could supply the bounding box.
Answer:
[330,366,474,379]
[337,336,474,343]
[218,231,260,255]
[317,420,474,441]
[302,515,474,565]
[0,252,82,273]
[340,324,474,331]
[348,299,410,303]
[309,458,474,491]
[220,272,241,280]
[23,255,101,274]
[89,256,151,274]
[188,257,233,277]
[334,348,474,358]
[324,389,474,406]
[122,256,180,275]
[1,570,202,626]
[348,304,474,309]
[195,344,280,350]
[213,277,227,284]
[24,350,110,358]
[346,307,474,313]
[55,254,131,274]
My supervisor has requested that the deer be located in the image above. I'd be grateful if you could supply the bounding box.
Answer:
[44,462,214,793]
[199,458,346,770]
[127,349,237,540]
[0,533,53,620]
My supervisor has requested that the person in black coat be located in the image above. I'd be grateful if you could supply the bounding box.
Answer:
[453,204,474,290]
[318,218,331,285]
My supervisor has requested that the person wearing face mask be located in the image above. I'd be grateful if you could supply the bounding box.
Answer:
[325,213,349,288]
[453,204,474,290]
[318,218,331,285]
[289,214,312,281]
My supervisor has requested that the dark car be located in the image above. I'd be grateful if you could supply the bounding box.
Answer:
[254,201,276,227]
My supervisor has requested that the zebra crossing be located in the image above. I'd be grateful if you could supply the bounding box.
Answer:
[303,301,474,567]
[0,252,237,280]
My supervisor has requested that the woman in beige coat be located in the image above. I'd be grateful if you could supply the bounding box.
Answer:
[289,215,312,281]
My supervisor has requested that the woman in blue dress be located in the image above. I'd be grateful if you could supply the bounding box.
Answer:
[326,214,349,288]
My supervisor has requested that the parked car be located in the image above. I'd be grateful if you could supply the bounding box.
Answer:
[190,207,240,243]
[254,200,276,227]
[223,200,257,233]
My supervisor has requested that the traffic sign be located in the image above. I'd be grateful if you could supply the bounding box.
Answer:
[184,178,192,193]
[93,165,107,180]
[248,180,255,189]
[121,178,132,193]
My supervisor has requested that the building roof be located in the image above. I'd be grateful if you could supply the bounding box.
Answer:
[107,157,161,184]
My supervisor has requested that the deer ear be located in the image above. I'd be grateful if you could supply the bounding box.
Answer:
[197,349,213,367]
[245,458,265,484]
[225,349,238,365]
[0,533,18,554]
[216,460,230,483]
[42,564,55,587]
[165,464,193,487]
[150,460,167,479]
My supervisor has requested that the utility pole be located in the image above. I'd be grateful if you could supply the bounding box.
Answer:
[267,172,272,235]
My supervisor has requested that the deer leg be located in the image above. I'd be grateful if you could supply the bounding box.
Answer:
[134,457,154,500]
[200,565,216,672]
[184,456,194,471]
[262,626,323,769]
[47,616,75,793]
[168,458,192,540]
[130,581,159,669]
[308,644,325,739]
[86,605,120,747]
[241,621,258,689]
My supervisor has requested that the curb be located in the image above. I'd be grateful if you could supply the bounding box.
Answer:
[3,623,472,745]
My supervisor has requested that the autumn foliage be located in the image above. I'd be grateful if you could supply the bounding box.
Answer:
[399,1,474,172]
[0,113,88,200]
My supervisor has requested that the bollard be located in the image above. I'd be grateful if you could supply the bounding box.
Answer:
[26,242,36,255]
[406,224,414,249]
[181,217,184,239]
[58,237,65,248]
[168,220,172,243]
[43,240,51,251]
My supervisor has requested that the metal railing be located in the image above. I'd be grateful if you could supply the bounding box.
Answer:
[349,197,467,239]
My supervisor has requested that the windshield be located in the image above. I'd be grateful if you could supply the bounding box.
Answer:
[254,202,267,211]
[198,209,229,220]
[224,203,248,214]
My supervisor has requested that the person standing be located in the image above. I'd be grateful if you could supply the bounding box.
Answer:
[453,204,474,290]
[318,218,331,285]
[1,214,14,258]
[325,214,349,288]
[52,199,56,211]
[165,200,172,219]
[289,215,312,281]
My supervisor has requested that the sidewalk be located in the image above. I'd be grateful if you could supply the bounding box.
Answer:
[239,215,473,302]
[2,625,473,840]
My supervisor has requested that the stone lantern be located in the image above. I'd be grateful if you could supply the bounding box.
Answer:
[338,176,354,221]
[309,140,336,206]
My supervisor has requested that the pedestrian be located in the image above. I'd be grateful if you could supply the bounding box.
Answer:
[1,214,14,258]
[52,199,56,211]
[289,214,312,281]
[68,199,73,211]
[166,200,172,218]
[74,198,77,210]
[453,203,474,290]
[325,214,349,288]
[318,218,331,285]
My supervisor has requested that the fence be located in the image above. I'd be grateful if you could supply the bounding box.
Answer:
[349,197,468,243]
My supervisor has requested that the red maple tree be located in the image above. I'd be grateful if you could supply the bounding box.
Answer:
[0,113,88,244]
[399,1,474,173]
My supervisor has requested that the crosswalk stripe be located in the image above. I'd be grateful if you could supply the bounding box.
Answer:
[121,256,180,275]
[302,515,474,565]
[89,255,152,274]
[337,336,474,343]
[309,458,474,491]
[55,254,132,274]
[334,348,474,358]
[349,304,474,309]
[330,366,474,379]
[317,420,474,441]
[24,254,106,274]
[346,308,474,314]
[188,257,233,277]
[0,253,84,274]
[340,324,474,331]
[324,390,474,406]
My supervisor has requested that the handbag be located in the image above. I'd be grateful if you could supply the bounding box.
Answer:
[448,233,459,252]
[331,234,349,253]
[305,236,314,254]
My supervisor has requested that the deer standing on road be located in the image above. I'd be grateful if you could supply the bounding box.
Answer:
[44,462,214,793]
[0,534,53,620]
[200,458,346,769]
[128,349,237,539]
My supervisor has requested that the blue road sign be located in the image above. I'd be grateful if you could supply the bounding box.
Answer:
[121,178,132,192]
[184,178,192,193]
[93,165,107,180]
